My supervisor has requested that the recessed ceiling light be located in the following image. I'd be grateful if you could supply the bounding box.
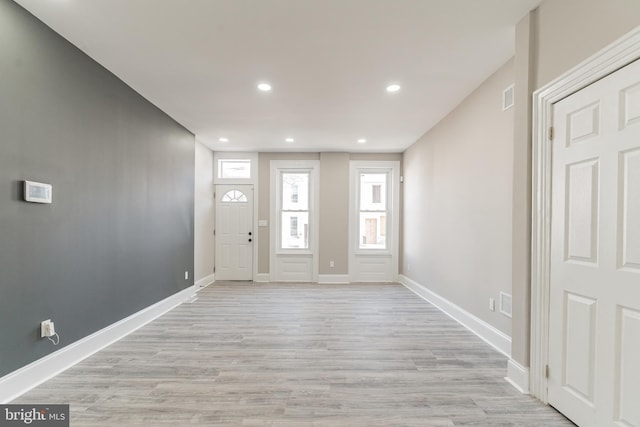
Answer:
[357,139,367,144]
[219,137,229,142]
[257,83,272,92]
[386,84,401,93]
[285,138,295,143]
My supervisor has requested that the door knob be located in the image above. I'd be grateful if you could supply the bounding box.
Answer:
[248,238,252,242]
[248,232,252,236]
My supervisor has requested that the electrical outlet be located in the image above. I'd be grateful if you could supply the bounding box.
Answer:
[329,261,335,268]
[41,319,55,338]
[184,271,189,280]
[489,298,495,312]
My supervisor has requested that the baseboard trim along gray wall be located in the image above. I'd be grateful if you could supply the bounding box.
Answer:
[0,285,196,403]
[195,273,215,290]
[0,0,195,378]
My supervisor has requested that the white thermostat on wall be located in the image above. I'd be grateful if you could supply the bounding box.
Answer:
[24,180,52,204]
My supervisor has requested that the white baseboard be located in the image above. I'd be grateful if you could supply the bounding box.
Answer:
[255,273,270,283]
[505,359,530,394]
[318,274,350,284]
[195,273,215,290]
[0,285,196,404]
[398,274,512,358]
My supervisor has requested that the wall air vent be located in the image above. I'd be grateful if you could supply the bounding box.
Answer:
[500,292,512,318]
[503,84,515,110]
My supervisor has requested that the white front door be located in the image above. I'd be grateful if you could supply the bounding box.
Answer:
[215,185,254,281]
[549,58,640,427]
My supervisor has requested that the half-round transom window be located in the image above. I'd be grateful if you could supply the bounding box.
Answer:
[221,190,248,203]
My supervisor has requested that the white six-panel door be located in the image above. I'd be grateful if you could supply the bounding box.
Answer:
[549,58,640,427]
[215,185,254,281]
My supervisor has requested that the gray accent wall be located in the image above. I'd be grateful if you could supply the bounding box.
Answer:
[0,0,195,377]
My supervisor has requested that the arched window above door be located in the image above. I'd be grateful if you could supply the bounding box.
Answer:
[221,190,248,203]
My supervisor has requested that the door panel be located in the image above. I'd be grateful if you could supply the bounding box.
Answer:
[215,185,253,280]
[563,292,597,406]
[615,307,640,426]
[565,159,599,264]
[619,149,640,271]
[620,82,640,129]
[567,102,600,145]
[549,58,640,427]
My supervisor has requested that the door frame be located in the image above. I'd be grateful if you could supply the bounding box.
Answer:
[530,27,640,402]
[213,152,259,282]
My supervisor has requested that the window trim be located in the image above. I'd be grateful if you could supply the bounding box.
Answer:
[348,160,400,283]
[270,160,320,257]
[218,159,252,180]
[354,168,394,254]
[213,152,259,185]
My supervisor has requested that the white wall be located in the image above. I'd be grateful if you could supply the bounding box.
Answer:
[534,0,640,90]
[402,59,515,336]
[194,141,214,283]
[510,0,640,367]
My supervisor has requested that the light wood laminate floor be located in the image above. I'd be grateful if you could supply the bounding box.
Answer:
[16,282,574,426]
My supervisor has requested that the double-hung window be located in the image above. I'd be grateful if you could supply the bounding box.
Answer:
[349,161,399,282]
[281,172,310,249]
[358,172,389,250]
[270,160,319,282]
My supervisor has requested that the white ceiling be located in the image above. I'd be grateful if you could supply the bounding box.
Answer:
[14,0,541,153]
